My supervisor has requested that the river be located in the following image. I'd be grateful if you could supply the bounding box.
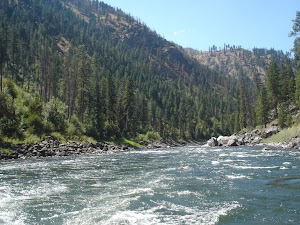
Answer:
[0,146,299,225]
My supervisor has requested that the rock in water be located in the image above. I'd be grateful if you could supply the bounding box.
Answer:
[217,136,229,146]
[207,137,218,147]
[227,139,238,146]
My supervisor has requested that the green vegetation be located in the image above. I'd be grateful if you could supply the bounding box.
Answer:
[107,138,142,148]
[137,131,162,143]
[0,0,299,146]
[2,134,40,145]
[0,147,13,155]
[0,0,246,144]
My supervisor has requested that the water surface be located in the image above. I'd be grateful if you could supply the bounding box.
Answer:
[0,146,299,224]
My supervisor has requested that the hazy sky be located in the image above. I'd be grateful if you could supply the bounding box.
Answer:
[101,0,298,53]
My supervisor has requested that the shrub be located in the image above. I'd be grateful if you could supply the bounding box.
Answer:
[146,131,161,141]
[28,97,43,116]
[67,115,84,137]
[51,132,65,142]
[27,114,44,136]
[137,131,161,142]
[287,114,293,127]
[66,123,76,137]
[104,122,120,139]
[0,92,20,136]
[4,79,18,99]
[43,97,67,133]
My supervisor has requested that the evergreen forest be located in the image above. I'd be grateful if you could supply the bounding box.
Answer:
[0,0,300,144]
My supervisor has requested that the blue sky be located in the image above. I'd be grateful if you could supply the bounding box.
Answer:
[101,0,298,53]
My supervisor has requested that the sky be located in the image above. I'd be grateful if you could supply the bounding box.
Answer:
[101,0,299,53]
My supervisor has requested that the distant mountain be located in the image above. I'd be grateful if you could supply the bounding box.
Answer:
[185,46,291,82]
[0,0,293,142]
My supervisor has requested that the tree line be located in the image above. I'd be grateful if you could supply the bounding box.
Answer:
[0,0,299,143]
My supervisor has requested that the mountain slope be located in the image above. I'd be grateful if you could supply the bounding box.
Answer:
[0,0,266,142]
[185,46,291,82]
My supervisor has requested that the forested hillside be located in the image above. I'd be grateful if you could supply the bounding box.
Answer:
[0,0,298,144]
[185,46,296,130]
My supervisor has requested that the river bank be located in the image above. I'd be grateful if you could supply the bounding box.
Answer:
[205,125,300,150]
[2,125,299,160]
[0,140,137,160]
[0,138,188,160]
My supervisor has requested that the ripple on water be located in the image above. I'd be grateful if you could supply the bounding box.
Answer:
[1,147,300,224]
[270,176,300,190]
[63,200,241,225]
[226,174,252,180]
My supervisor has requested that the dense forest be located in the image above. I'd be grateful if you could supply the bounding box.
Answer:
[0,0,299,144]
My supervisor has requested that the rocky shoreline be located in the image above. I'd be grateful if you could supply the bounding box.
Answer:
[0,139,187,160]
[205,126,300,150]
[1,126,299,160]
[0,140,137,160]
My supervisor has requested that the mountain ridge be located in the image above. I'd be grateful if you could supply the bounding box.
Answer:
[0,0,296,144]
[185,46,292,82]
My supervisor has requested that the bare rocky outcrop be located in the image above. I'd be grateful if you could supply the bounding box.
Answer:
[205,135,239,147]
[287,137,300,149]
[204,126,300,150]
[261,126,279,138]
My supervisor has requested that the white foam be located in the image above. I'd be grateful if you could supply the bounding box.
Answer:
[0,211,26,225]
[103,211,160,225]
[231,165,279,170]
[182,165,192,170]
[126,188,154,196]
[211,161,220,165]
[223,159,247,163]
[19,183,68,198]
[62,196,241,225]
[226,174,251,180]
[163,167,177,172]
[176,190,199,196]
[280,166,289,170]
[0,188,27,225]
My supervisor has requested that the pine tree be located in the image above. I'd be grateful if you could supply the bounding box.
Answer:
[278,103,287,129]
[107,74,117,125]
[123,78,135,135]
[255,87,268,127]
[0,26,8,92]
[76,46,92,123]
[296,73,300,107]
[266,60,280,116]
[290,11,300,106]
[279,62,295,102]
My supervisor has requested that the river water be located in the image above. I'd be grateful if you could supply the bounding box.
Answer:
[0,146,299,225]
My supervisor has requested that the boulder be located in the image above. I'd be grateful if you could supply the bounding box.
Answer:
[243,133,253,144]
[207,137,218,147]
[287,137,300,149]
[262,126,279,138]
[252,136,262,144]
[216,135,239,147]
[217,136,229,146]
[227,139,239,146]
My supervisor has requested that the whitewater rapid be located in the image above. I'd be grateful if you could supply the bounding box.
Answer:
[0,146,299,224]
